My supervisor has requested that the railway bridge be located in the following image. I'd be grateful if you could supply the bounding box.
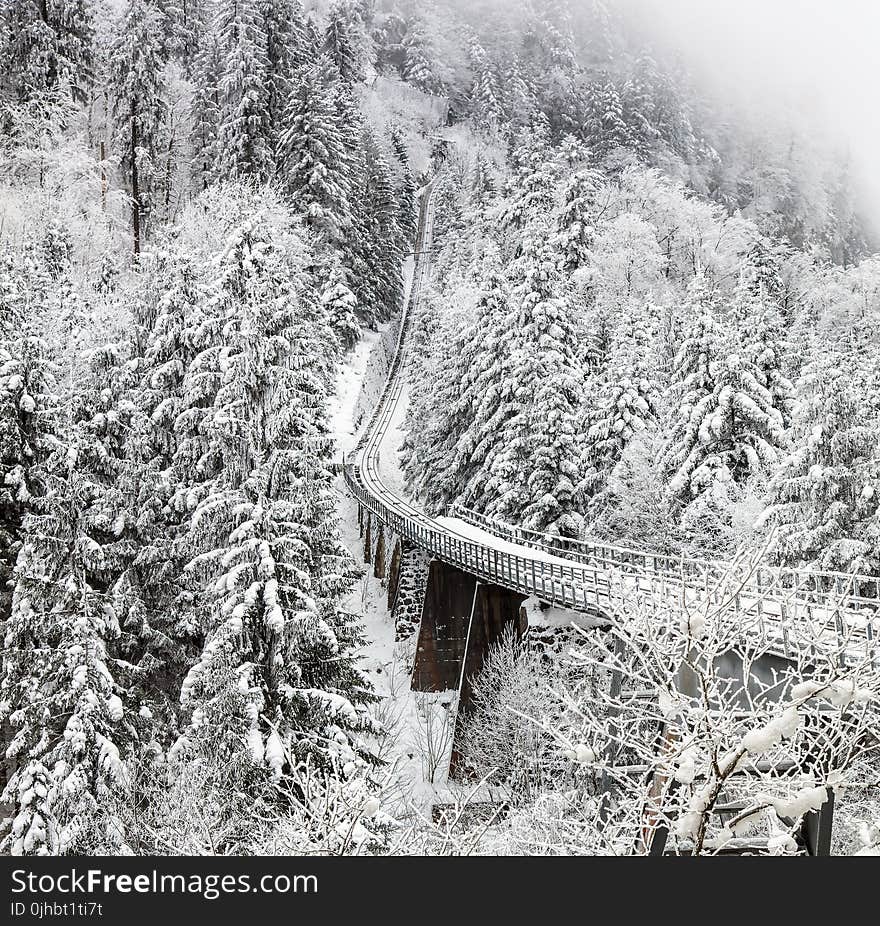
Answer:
[343,178,879,817]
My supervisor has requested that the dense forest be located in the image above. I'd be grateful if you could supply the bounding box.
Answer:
[0,0,877,857]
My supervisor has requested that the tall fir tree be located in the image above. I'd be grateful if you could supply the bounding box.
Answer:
[662,274,786,516]
[762,353,879,574]
[261,0,310,147]
[109,0,168,255]
[0,0,95,102]
[501,114,557,241]
[324,0,364,84]
[214,0,273,181]
[400,19,439,93]
[350,129,404,325]
[1,259,142,854]
[736,283,795,430]
[476,228,584,534]
[404,266,513,515]
[583,299,660,510]
[553,137,601,272]
[0,247,56,628]
[189,25,222,192]
[389,123,417,247]
[583,76,630,161]
[276,60,352,248]
[163,0,209,74]
[468,39,504,130]
[170,197,371,778]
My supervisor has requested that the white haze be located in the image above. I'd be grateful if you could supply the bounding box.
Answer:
[621,0,880,227]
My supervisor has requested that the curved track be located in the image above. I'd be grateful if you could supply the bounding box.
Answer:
[344,179,879,663]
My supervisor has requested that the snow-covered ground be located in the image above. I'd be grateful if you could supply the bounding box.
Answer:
[327,327,383,464]
[329,270,461,811]
[377,382,410,498]
[335,477,457,810]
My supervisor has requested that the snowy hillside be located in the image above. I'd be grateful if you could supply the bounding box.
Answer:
[0,0,877,861]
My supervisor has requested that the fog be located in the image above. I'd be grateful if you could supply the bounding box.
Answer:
[621,0,880,223]
[442,0,880,224]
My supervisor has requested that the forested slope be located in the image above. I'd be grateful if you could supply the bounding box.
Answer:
[0,0,417,855]
[389,0,880,573]
[0,0,877,856]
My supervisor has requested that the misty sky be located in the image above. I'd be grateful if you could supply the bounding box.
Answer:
[625,0,880,219]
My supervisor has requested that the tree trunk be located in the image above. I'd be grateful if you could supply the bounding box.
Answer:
[131,100,140,257]
[100,141,106,212]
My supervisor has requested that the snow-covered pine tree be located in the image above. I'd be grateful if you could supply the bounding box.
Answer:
[553,137,601,273]
[324,0,364,84]
[389,124,417,247]
[500,56,536,128]
[109,0,168,255]
[582,0,616,72]
[261,0,310,146]
[621,51,661,162]
[582,299,661,510]
[651,59,697,162]
[401,19,439,94]
[214,0,273,181]
[743,229,788,309]
[824,157,870,269]
[662,275,786,517]
[0,291,145,854]
[660,275,724,502]
[0,246,56,625]
[736,282,795,430]
[400,306,456,512]
[470,152,497,206]
[526,0,578,135]
[405,265,512,514]
[0,0,95,102]
[477,227,584,534]
[761,352,879,574]
[173,205,371,778]
[320,80,381,329]
[501,114,558,243]
[529,0,576,72]
[319,257,360,352]
[105,247,208,733]
[163,0,209,74]
[468,39,504,130]
[189,25,222,192]
[583,75,630,162]
[351,129,404,324]
[179,449,372,778]
[276,59,352,248]
[0,409,139,856]
[432,160,500,283]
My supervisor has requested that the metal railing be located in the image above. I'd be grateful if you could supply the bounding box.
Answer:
[342,177,879,666]
[450,504,880,612]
